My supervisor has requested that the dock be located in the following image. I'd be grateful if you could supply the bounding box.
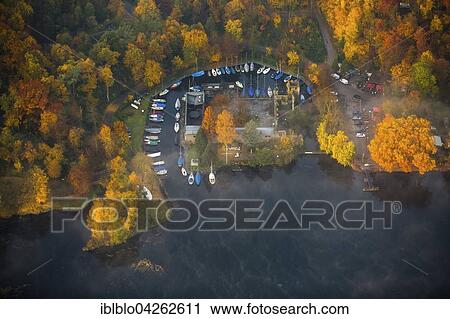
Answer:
[362,169,379,192]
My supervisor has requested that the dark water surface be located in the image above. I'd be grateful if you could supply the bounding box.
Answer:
[1,157,449,298]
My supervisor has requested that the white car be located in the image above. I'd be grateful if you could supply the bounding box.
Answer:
[356,132,366,138]
[331,73,340,80]
[339,78,349,85]
[329,91,338,95]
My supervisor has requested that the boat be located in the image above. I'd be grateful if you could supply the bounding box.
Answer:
[156,169,167,176]
[145,128,161,134]
[267,86,273,97]
[151,105,165,111]
[225,66,231,74]
[216,68,221,76]
[152,101,166,106]
[175,112,180,121]
[188,172,194,185]
[207,70,211,77]
[148,152,161,158]
[145,140,159,146]
[150,117,164,123]
[209,163,216,185]
[174,122,180,133]
[257,66,264,74]
[255,78,260,97]
[307,86,313,95]
[231,66,236,74]
[263,67,271,74]
[192,70,205,77]
[181,167,187,176]
[244,63,249,72]
[235,65,241,72]
[274,71,284,81]
[175,98,181,111]
[177,151,184,168]
[212,68,217,76]
[300,94,306,102]
[146,135,160,141]
[195,171,201,186]
[283,75,292,83]
[250,62,254,72]
[235,81,243,89]
[131,103,138,110]
[220,67,226,74]
[153,164,166,172]
[133,99,141,105]
[159,89,169,96]
[170,80,182,89]
[153,98,166,103]
[248,85,254,97]
[153,161,165,166]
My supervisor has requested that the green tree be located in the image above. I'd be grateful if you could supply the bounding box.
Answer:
[241,120,261,153]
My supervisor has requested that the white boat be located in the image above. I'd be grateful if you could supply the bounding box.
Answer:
[209,162,216,185]
[156,169,167,176]
[153,98,166,103]
[174,122,180,133]
[175,112,180,121]
[159,89,169,96]
[143,186,152,200]
[133,99,141,105]
[263,67,271,74]
[145,128,161,134]
[283,75,292,83]
[188,172,194,185]
[267,86,273,97]
[244,63,249,73]
[181,167,187,176]
[207,70,211,76]
[146,135,160,141]
[151,105,164,111]
[216,68,222,76]
[153,161,165,166]
[235,81,244,89]
[147,152,161,158]
[175,98,181,110]
[257,67,264,74]
[131,103,138,109]
[250,62,254,72]
[212,68,217,76]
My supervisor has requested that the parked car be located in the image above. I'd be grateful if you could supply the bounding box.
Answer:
[356,132,366,138]
[331,73,340,80]
[353,94,362,100]
[329,91,338,95]
[352,115,362,120]
[339,78,349,85]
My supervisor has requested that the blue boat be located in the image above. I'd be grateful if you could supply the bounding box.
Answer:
[192,70,205,78]
[255,87,260,97]
[307,86,313,95]
[154,101,166,107]
[195,171,201,186]
[248,86,254,97]
[225,67,231,75]
[231,67,236,74]
[177,154,184,168]
[274,72,284,81]
[220,67,226,74]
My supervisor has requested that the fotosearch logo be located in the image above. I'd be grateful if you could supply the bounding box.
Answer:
[50,198,402,233]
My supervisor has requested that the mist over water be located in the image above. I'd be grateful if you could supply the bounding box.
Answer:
[1,156,449,298]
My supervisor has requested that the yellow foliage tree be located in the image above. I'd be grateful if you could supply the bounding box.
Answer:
[201,106,215,135]
[39,111,58,135]
[144,59,164,89]
[68,127,84,149]
[287,50,300,66]
[368,115,437,174]
[99,65,114,101]
[39,143,64,178]
[306,63,320,85]
[225,19,243,42]
[98,124,114,158]
[20,166,49,213]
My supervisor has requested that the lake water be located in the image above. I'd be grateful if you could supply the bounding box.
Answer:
[1,156,449,298]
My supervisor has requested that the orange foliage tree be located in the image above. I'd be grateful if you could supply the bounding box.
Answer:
[368,115,437,174]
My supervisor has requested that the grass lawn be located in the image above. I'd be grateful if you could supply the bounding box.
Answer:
[115,97,148,153]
